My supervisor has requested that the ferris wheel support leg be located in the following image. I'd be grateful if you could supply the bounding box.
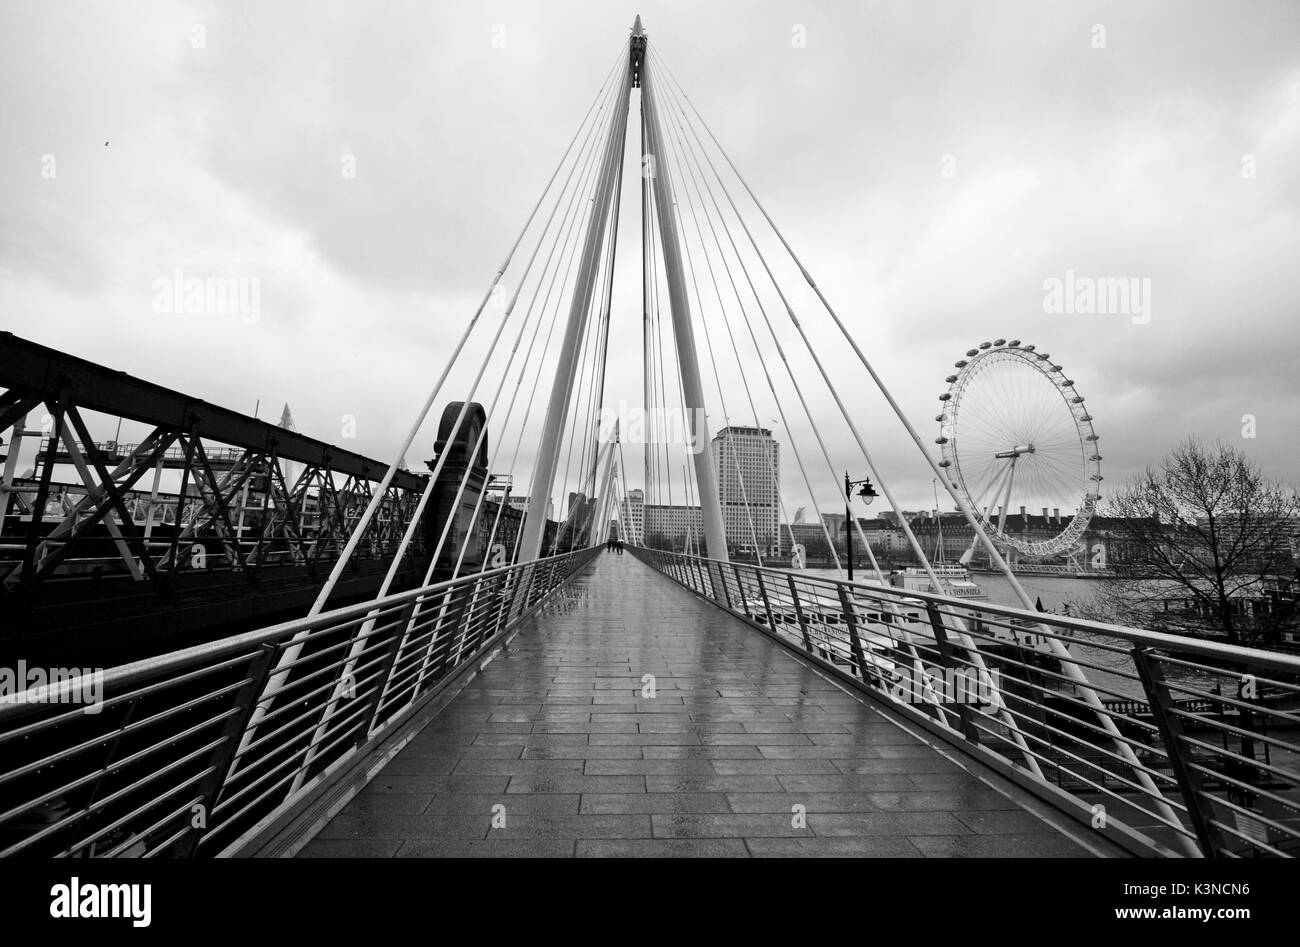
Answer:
[995,456,1017,538]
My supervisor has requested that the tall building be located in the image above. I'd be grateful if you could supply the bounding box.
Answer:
[644,503,703,551]
[623,489,710,551]
[710,426,780,556]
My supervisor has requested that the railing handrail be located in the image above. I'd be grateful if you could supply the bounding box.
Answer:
[632,546,1300,675]
[0,546,600,858]
[0,547,594,722]
[630,545,1300,859]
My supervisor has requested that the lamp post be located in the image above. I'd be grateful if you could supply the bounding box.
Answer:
[844,472,879,582]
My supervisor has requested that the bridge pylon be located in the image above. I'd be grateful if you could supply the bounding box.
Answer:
[520,16,728,563]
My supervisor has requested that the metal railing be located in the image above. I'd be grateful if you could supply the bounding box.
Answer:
[629,546,1300,858]
[0,546,600,857]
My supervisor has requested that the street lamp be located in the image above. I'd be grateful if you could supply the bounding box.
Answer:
[844,472,878,582]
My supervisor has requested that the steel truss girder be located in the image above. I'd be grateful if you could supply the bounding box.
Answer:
[0,335,429,592]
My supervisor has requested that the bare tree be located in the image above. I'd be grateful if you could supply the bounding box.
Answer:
[1077,438,1298,646]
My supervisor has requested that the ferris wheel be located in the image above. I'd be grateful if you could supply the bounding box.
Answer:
[935,340,1101,559]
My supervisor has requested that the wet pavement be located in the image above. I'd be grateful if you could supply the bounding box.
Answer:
[301,552,1100,857]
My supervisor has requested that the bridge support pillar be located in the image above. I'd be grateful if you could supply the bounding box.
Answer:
[641,52,729,563]
[519,57,634,561]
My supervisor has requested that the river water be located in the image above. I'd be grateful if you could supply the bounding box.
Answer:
[799,568,1099,613]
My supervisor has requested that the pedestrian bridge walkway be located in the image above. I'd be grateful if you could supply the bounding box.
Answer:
[301,553,1108,857]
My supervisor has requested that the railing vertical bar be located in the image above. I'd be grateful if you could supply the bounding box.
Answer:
[177,643,280,857]
[733,563,748,618]
[362,600,420,739]
[836,585,871,681]
[1131,646,1225,858]
[924,603,979,741]
[754,570,776,630]
[788,575,815,654]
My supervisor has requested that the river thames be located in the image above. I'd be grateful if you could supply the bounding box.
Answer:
[799,568,1100,614]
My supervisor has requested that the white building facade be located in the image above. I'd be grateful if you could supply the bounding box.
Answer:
[710,426,780,556]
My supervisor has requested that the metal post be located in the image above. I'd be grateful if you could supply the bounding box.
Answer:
[164,426,197,578]
[717,560,733,609]
[0,411,27,530]
[844,472,853,582]
[641,47,728,563]
[924,603,980,742]
[361,602,418,737]
[292,598,421,794]
[733,563,748,618]
[1131,645,1225,857]
[589,429,619,547]
[836,586,871,682]
[788,575,815,654]
[507,562,537,628]
[755,569,776,629]
[175,643,279,857]
[462,578,496,657]
[520,57,633,561]
[20,399,65,589]
[424,583,474,692]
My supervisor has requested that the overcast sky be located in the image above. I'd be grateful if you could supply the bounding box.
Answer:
[2,0,1297,521]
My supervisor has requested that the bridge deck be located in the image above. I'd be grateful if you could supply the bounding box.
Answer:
[302,553,1103,857]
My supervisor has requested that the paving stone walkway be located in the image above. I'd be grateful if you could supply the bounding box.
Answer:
[301,553,1098,857]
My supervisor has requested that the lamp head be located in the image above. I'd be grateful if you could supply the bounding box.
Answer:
[856,479,879,506]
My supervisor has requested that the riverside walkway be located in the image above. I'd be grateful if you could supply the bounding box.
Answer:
[301,553,1119,857]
